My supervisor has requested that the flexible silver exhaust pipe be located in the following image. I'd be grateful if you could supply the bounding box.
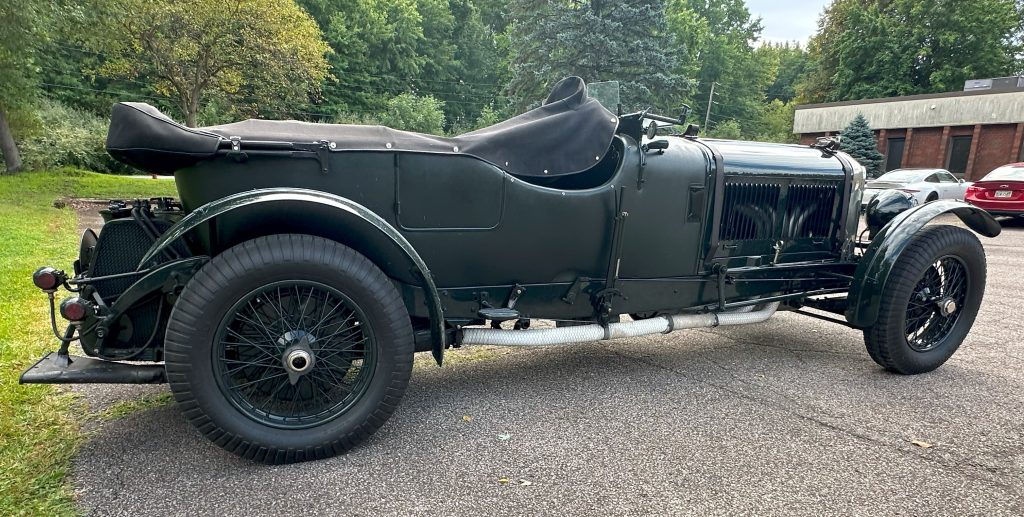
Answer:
[459,302,780,347]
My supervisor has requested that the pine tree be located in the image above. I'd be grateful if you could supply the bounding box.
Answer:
[505,0,678,113]
[840,114,884,177]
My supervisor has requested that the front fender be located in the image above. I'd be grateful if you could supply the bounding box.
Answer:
[845,200,1000,327]
[137,188,448,364]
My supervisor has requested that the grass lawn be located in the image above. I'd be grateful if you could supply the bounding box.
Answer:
[0,168,177,515]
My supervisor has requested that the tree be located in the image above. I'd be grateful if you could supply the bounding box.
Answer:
[301,0,429,117]
[755,99,798,143]
[759,42,808,104]
[706,119,742,140]
[378,93,445,134]
[505,0,678,112]
[840,114,884,177]
[0,0,54,173]
[667,0,774,136]
[92,0,330,126]
[799,0,1024,103]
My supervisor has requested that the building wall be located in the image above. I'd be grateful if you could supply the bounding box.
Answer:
[975,124,1019,177]
[905,127,942,168]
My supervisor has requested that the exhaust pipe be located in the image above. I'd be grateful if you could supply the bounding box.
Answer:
[460,302,780,347]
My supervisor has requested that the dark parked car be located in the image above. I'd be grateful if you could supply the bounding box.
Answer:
[22,78,1001,463]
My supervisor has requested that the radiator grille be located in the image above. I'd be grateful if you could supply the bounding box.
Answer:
[782,184,838,239]
[720,183,781,241]
[719,180,840,242]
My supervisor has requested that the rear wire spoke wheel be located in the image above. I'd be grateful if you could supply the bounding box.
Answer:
[215,281,376,429]
[864,225,986,374]
[165,235,414,463]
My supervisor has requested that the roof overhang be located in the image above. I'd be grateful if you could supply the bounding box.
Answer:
[793,90,1024,134]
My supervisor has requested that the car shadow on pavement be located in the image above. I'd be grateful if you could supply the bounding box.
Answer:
[71,312,1024,515]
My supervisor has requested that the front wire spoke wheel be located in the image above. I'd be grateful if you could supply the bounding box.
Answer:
[864,225,986,375]
[904,256,968,352]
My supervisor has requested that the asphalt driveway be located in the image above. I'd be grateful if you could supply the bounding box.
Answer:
[72,216,1024,516]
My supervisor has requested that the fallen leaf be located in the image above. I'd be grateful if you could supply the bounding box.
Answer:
[462,415,472,422]
[498,477,510,484]
[911,440,933,449]
[519,479,533,486]
[497,433,511,441]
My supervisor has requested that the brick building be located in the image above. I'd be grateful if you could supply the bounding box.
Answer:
[793,79,1024,180]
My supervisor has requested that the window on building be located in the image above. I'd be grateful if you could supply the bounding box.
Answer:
[885,137,905,172]
[947,136,972,176]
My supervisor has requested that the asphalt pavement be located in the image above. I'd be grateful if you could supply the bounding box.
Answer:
[72,215,1024,516]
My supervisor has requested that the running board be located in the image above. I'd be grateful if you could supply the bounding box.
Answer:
[19,352,167,384]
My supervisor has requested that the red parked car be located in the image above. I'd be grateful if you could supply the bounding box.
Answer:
[965,163,1024,217]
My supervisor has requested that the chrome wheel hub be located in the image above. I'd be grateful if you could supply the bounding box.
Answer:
[939,298,957,317]
[279,330,316,384]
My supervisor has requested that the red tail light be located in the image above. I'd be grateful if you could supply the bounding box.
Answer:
[59,297,93,322]
[966,185,981,194]
[897,188,920,194]
[32,267,66,291]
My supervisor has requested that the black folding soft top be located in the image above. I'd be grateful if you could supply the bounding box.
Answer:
[106,76,619,177]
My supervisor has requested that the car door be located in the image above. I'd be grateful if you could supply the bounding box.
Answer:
[937,170,965,199]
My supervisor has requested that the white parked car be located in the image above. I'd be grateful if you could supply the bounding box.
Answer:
[863,168,969,208]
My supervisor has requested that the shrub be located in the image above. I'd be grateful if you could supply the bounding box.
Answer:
[707,119,743,140]
[378,94,445,135]
[18,100,133,174]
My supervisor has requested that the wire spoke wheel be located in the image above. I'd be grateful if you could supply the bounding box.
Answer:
[864,225,985,375]
[904,256,967,352]
[166,235,414,463]
[214,280,377,429]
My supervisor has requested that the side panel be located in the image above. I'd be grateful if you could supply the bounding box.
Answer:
[175,146,630,289]
[397,154,504,230]
[618,138,713,278]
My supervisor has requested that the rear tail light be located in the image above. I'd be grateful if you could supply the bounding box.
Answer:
[59,297,93,322]
[32,267,66,291]
[897,188,920,194]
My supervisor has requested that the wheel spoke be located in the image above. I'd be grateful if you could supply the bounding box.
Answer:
[904,255,968,352]
[214,280,377,429]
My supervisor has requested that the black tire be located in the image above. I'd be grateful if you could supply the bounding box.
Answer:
[926,192,938,202]
[165,234,414,463]
[864,225,985,374]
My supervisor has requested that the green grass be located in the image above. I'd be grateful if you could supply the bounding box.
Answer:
[97,393,175,421]
[0,168,177,516]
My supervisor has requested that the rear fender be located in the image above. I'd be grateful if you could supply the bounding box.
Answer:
[137,188,448,364]
[845,200,1000,327]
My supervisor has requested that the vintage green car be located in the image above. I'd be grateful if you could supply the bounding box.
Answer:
[22,77,1000,463]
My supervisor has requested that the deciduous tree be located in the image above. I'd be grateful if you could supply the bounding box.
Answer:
[0,0,54,173]
[799,0,1024,103]
[667,0,774,135]
[93,0,330,127]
